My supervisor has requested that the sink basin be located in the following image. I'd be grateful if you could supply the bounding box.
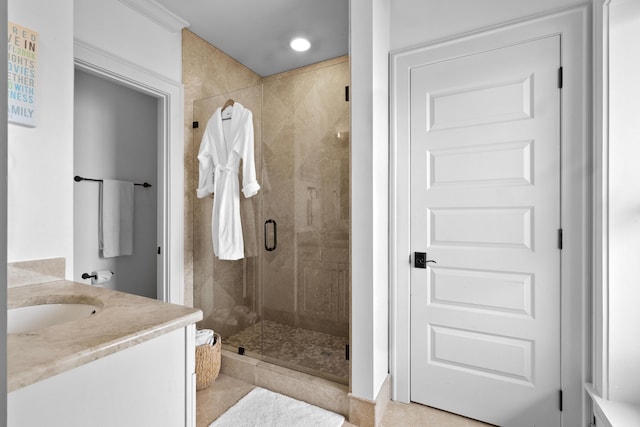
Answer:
[8,303,99,334]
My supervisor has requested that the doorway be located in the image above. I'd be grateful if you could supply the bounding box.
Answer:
[390,8,591,427]
[73,41,184,304]
[73,69,158,299]
[409,36,561,427]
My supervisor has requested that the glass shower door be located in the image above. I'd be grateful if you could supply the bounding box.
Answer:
[192,58,350,385]
[260,60,350,383]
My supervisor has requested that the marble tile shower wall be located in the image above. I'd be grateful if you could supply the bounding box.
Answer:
[262,59,350,338]
[183,29,262,308]
[184,27,350,350]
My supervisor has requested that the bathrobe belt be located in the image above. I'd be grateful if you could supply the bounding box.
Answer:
[214,164,238,178]
[213,163,239,190]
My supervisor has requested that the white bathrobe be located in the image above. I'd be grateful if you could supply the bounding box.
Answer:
[197,102,260,260]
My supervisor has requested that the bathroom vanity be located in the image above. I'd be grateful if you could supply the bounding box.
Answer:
[7,281,202,427]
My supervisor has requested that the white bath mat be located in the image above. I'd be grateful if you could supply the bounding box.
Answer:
[209,387,345,427]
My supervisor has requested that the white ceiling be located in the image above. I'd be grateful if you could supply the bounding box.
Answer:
[154,0,349,77]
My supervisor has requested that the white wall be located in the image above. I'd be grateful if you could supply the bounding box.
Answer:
[350,0,390,400]
[7,0,75,278]
[73,70,158,299]
[390,0,585,51]
[351,0,589,403]
[74,0,182,83]
[7,0,182,282]
[608,0,640,404]
[1,2,8,423]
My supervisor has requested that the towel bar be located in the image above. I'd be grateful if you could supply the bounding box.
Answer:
[74,175,152,188]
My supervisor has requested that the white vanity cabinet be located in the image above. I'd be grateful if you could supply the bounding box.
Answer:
[9,325,197,427]
[7,281,202,427]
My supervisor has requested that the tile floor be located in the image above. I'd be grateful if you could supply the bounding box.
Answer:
[225,320,349,383]
[197,374,492,427]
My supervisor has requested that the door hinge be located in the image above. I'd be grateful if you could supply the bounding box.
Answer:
[345,85,350,102]
[559,389,563,412]
[345,344,350,361]
[192,121,199,129]
[558,67,563,89]
[157,246,161,255]
[558,229,563,250]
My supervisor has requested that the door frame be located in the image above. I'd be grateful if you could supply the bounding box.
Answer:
[74,40,185,304]
[389,6,591,426]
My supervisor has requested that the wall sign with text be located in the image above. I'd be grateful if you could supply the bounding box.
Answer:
[8,22,38,127]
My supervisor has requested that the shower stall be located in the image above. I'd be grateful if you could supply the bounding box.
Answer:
[193,58,350,384]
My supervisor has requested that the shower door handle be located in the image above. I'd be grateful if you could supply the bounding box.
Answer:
[264,219,277,251]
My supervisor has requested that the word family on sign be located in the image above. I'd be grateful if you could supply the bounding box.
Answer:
[8,22,38,127]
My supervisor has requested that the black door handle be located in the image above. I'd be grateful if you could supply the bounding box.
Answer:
[265,219,277,251]
[414,252,436,269]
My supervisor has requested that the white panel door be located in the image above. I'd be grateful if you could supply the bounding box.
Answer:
[410,36,561,427]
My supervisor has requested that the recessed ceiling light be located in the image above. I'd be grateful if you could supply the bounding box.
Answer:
[290,37,311,52]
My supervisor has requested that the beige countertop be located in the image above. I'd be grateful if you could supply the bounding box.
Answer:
[8,280,202,392]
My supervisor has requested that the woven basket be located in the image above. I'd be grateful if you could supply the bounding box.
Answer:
[195,333,221,391]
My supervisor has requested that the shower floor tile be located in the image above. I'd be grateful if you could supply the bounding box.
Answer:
[224,320,349,382]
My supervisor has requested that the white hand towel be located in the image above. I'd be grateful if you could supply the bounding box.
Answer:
[99,179,134,258]
[196,329,215,346]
